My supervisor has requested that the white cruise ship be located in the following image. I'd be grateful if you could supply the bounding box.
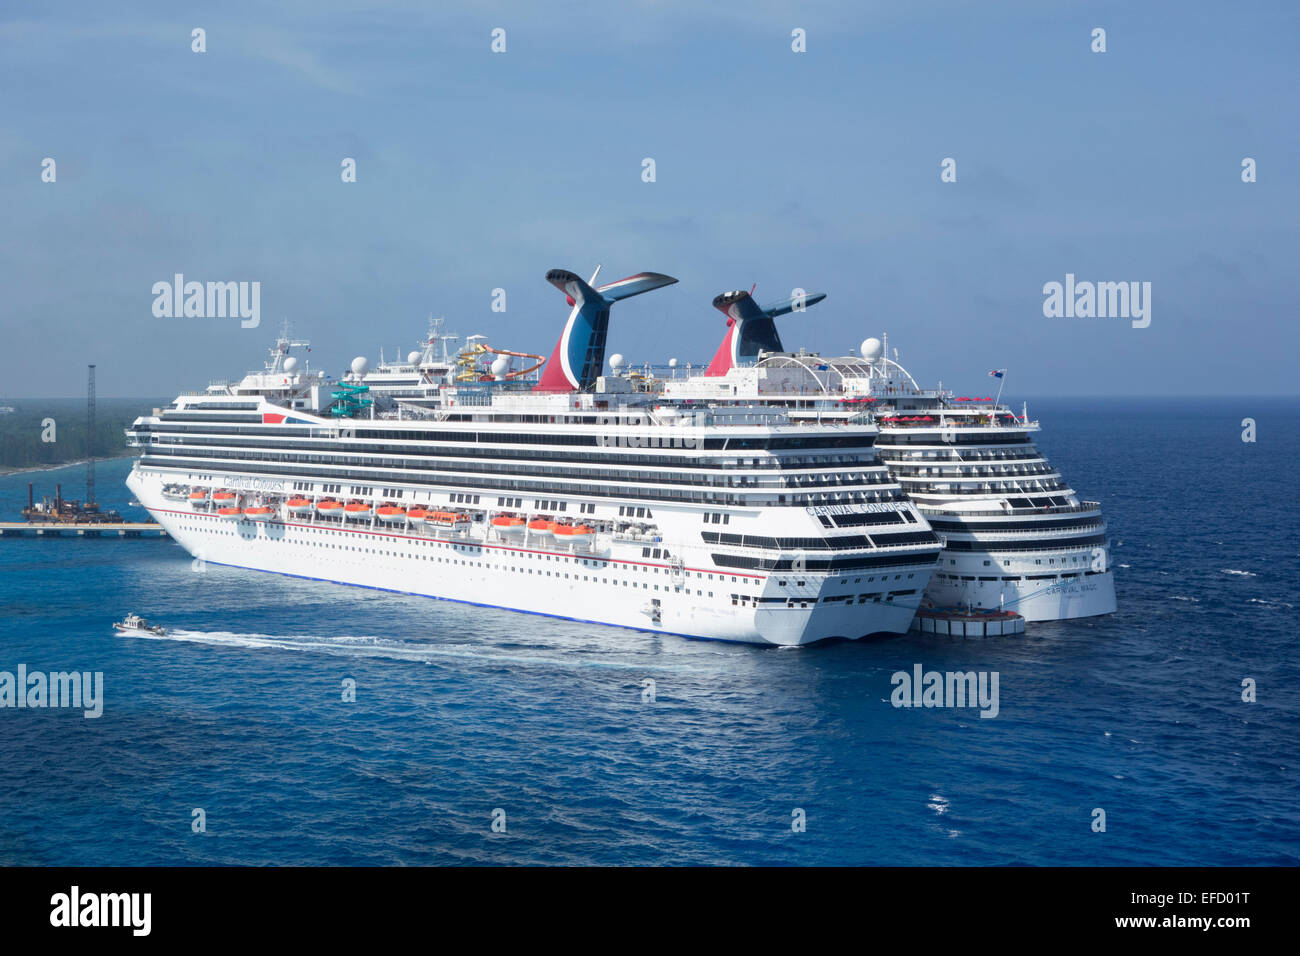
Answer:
[660,290,1117,622]
[124,270,942,645]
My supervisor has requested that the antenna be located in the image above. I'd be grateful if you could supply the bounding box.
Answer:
[589,264,602,285]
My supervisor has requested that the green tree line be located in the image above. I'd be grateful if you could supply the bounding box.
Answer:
[0,399,163,471]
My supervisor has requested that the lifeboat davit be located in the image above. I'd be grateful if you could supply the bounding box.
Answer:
[492,515,526,535]
[376,505,406,522]
[344,502,373,520]
[216,506,242,520]
[551,522,593,545]
[243,506,274,522]
[527,517,553,536]
[316,499,343,515]
[404,508,429,526]
[285,497,314,515]
[212,491,238,506]
[188,490,210,507]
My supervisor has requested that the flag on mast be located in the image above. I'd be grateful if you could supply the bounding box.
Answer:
[989,368,1007,405]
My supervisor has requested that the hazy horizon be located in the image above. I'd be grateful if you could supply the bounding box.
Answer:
[3,0,1297,398]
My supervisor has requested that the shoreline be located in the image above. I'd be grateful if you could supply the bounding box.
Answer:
[0,454,135,479]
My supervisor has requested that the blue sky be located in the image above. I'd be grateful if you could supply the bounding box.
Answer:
[2,0,1297,397]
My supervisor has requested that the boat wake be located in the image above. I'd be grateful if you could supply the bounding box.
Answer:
[122,627,710,673]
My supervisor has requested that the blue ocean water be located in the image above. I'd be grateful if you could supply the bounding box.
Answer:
[0,397,1296,866]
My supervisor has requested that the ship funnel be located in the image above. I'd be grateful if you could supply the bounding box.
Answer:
[534,269,678,392]
[705,289,827,376]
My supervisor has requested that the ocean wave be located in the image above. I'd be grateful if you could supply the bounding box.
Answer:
[1220,569,1258,577]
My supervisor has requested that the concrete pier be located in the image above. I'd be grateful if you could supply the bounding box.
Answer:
[0,522,168,538]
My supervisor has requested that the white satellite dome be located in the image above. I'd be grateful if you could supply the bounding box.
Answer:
[860,337,884,361]
[350,356,370,376]
[490,355,510,377]
[668,357,678,368]
[609,353,625,370]
[282,356,299,374]
[407,350,421,365]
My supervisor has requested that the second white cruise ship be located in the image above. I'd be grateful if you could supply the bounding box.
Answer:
[660,289,1117,622]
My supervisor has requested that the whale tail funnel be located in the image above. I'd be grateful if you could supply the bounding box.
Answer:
[534,269,678,392]
[704,289,827,376]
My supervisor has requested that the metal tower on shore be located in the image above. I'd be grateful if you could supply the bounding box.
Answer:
[86,364,96,508]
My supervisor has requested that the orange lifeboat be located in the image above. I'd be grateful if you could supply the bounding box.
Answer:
[428,510,470,529]
[492,515,526,535]
[344,501,373,520]
[316,499,343,516]
[551,522,593,545]
[216,506,242,520]
[243,506,274,522]
[405,507,429,526]
[212,490,238,506]
[188,490,210,508]
[527,517,553,537]
[285,497,314,515]
[376,504,406,522]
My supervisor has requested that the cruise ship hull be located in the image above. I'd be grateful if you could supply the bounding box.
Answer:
[131,471,929,646]
[924,569,1117,621]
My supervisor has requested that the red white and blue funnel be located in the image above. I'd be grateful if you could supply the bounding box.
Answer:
[534,269,678,392]
[704,289,827,376]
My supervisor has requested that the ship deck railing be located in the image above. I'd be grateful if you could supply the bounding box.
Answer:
[934,525,1105,544]
[904,483,1070,496]
[921,501,1103,518]
[879,419,1034,429]
[893,466,1059,479]
[935,536,1107,555]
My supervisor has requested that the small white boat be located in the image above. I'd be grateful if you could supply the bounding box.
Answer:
[113,613,168,637]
